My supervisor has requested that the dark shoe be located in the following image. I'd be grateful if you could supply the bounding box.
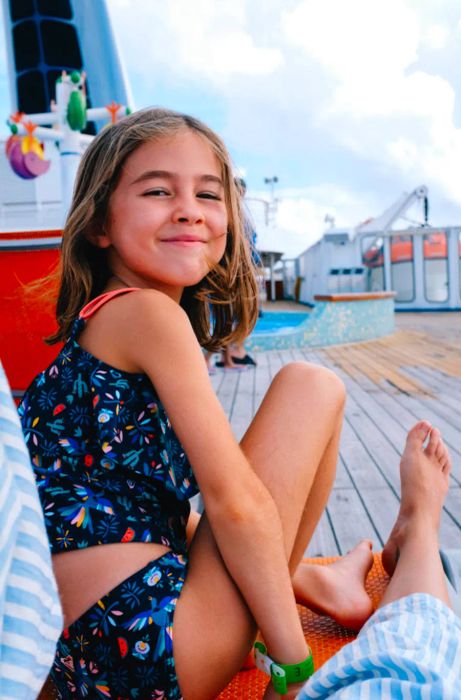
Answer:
[232,354,257,366]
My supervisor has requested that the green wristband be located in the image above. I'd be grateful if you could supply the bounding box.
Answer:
[254,641,314,695]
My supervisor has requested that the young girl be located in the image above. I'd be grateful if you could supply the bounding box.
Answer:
[20,108,375,700]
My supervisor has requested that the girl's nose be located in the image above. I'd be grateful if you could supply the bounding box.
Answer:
[172,196,204,224]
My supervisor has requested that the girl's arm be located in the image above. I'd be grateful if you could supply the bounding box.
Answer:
[107,290,309,666]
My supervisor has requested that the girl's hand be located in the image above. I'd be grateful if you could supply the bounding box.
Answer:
[262,680,307,700]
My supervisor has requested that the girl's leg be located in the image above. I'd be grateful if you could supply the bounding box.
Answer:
[240,364,374,627]
[173,363,371,700]
[380,421,451,606]
[296,428,454,700]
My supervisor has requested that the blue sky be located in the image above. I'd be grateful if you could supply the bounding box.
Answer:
[2,0,461,256]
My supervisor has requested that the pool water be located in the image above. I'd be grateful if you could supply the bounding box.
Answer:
[252,311,310,335]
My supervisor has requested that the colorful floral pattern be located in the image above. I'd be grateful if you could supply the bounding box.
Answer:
[19,317,199,555]
[51,552,186,699]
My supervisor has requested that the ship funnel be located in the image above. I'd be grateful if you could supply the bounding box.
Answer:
[2,0,132,131]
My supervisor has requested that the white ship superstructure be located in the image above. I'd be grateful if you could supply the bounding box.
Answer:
[293,187,461,311]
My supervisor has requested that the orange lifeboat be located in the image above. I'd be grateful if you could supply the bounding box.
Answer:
[362,231,453,268]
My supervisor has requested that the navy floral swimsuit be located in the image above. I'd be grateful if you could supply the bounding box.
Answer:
[19,289,199,699]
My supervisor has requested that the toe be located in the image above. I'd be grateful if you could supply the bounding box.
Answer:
[425,427,441,457]
[441,445,451,475]
[406,421,431,448]
[442,457,451,474]
[351,539,373,554]
[435,441,445,461]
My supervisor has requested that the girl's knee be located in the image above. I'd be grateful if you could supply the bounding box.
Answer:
[275,362,346,409]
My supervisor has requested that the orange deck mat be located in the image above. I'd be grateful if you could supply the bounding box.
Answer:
[216,553,389,700]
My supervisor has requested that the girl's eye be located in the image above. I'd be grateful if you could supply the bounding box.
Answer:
[197,192,221,200]
[143,189,169,197]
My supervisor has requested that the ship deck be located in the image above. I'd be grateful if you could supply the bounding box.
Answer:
[210,310,461,556]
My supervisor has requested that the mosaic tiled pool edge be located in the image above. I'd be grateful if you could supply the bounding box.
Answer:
[245,298,395,351]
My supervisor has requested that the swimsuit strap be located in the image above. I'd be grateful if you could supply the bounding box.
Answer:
[79,288,141,319]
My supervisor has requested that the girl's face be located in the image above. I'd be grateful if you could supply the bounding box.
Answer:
[97,129,229,301]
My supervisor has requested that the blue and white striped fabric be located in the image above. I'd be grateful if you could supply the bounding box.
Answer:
[0,364,62,699]
[298,593,461,699]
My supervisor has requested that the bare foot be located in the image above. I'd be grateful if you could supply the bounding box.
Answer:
[381,421,451,577]
[293,540,374,630]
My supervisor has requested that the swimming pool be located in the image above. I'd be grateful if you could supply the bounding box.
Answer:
[252,311,311,335]
[246,296,395,352]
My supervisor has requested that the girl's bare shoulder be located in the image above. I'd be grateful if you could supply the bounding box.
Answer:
[80,288,194,373]
[109,287,186,318]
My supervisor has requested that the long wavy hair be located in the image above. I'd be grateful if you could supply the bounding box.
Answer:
[47,107,259,350]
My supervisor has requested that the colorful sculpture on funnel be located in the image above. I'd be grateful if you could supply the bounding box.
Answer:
[4,70,130,212]
[5,117,51,179]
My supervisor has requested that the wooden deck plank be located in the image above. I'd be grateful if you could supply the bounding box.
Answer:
[367,392,461,485]
[444,488,461,531]
[326,341,429,396]
[402,366,461,410]
[211,312,461,556]
[353,344,432,393]
[386,392,461,461]
[324,344,381,385]
[374,332,445,367]
[216,370,241,421]
[327,329,460,395]
[399,389,461,433]
[230,371,255,441]
[252,353,271,416]
[317,350,410,452]
[340,417,394,490]
[363,334,461,392]
[334,455,354,489]
[321,339,461,470]
[305,510,340,557]
[266,350,285,380]
[357,487,400,548]
[325,489,379,554]
[209,361,224,393]
[307,348,408,548]
[343,398,401,493]
[347,383,461,484]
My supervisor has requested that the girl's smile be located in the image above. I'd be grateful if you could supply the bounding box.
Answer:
[161,234,207,246]
[94,130,229,301]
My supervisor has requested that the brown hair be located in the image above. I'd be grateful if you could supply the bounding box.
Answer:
[47,107,259,350]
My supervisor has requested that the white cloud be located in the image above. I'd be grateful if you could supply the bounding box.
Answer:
[203,31,283,76]
[423,24,449,49]
[110,0,283,81]
[282,0,424,120]
[281,0,461,209]
[247,184,378,256]
[283,0,419,85]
